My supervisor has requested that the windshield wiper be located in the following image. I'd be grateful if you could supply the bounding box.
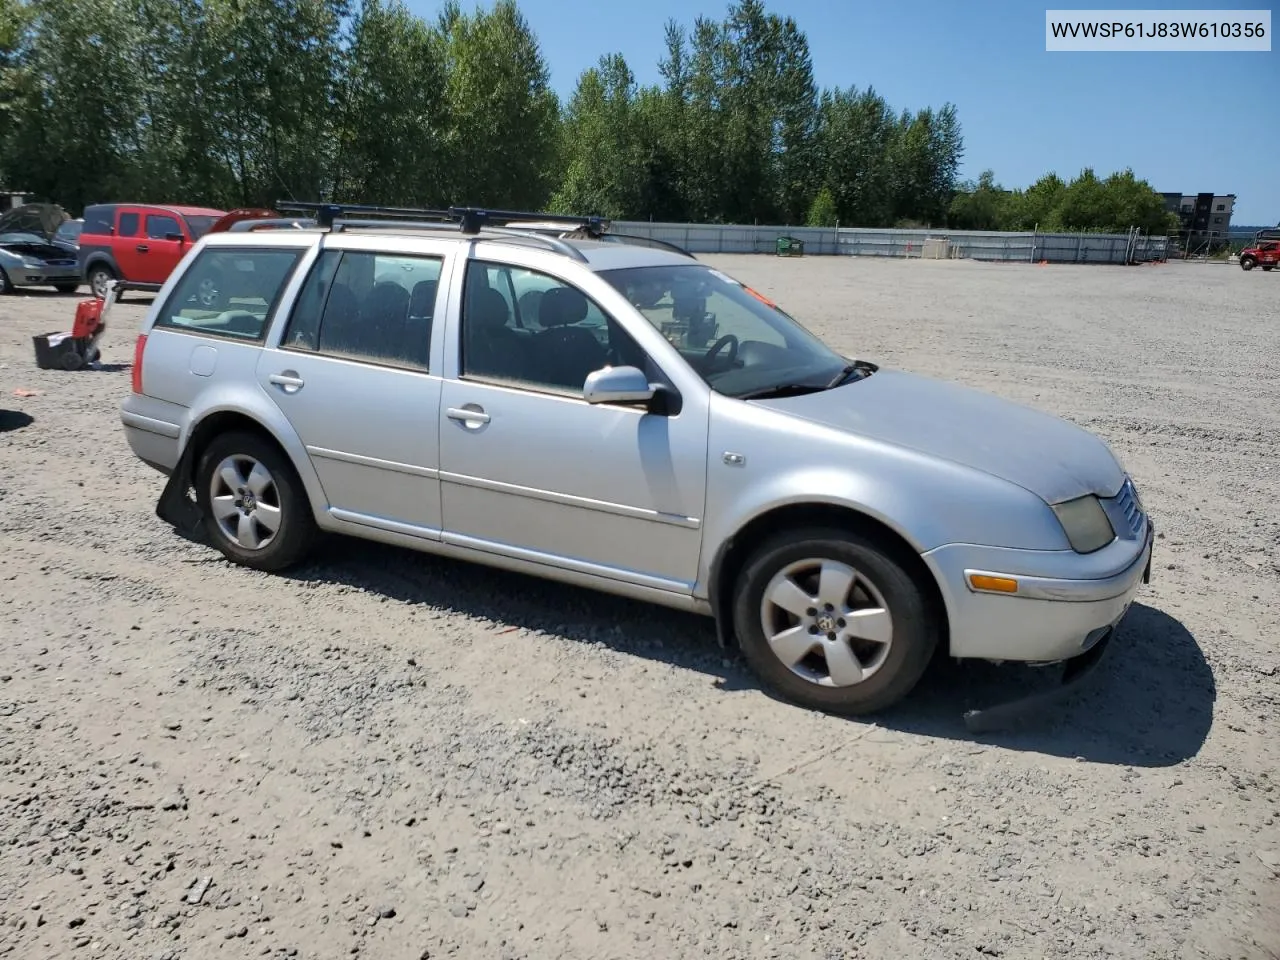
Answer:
[736,383,828,401]
[825,362,872,388]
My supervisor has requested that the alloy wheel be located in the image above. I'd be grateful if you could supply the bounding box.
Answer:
[209,454,282,551]
[758,557,894,687]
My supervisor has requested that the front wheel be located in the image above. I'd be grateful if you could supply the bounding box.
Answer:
[0,269,10,295]
[732,527,940,715]
[194,431,316,572]
[55,282,80,294]
[1240,256,1256,271]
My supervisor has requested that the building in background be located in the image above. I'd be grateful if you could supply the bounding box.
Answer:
[1161,192,1235,252]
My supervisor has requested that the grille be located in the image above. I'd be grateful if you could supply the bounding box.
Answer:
[1109,478,1145,538]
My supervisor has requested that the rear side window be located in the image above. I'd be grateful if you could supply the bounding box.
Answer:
[146,214,182,240]
[117,212,139,237]
[281,249,442,371]
[154,247,304,341]
[83,207,113,235]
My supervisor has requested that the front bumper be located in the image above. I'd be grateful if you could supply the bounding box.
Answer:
[11,263,81,287]
[923,521,1154,662]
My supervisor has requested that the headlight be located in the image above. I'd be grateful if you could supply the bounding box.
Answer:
[1051,495,1115,553]
[21,256,44,268]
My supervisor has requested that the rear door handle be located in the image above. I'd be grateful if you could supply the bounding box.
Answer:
[136,244,149,252]
[446,406,490,425]
[269,372,305,393]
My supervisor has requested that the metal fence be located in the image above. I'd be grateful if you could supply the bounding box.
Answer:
[612,221,1170,264]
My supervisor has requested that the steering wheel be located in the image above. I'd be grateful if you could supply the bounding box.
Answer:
[703,333,739,370]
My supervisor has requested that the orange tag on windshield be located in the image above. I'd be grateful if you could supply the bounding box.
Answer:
[744,286,777,308]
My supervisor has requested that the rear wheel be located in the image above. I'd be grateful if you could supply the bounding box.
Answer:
[54,282,79,294]
[87,264,116,298]
[1262,265,1274,272]
[732,527,940,715]
[194,431,315,572]
[1240,256,1256,271]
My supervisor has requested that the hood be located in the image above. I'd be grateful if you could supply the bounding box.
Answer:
[752,368,1124,504]
[0,203,69,243]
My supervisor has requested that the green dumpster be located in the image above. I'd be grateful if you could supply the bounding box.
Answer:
[776,236,805,257]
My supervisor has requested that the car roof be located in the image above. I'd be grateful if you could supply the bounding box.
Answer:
[84,203,225,217]
[202,224,700,271]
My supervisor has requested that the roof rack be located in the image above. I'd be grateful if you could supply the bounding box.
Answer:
[272,201,614,262]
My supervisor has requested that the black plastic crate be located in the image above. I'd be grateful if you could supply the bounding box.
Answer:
[33,331,87,371]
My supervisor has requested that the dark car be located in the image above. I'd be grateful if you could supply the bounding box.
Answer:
[79,202,226,299]
[0,203,83,295]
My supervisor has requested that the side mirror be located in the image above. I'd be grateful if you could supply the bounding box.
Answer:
[583,365,655,406]
[165,232,186,243]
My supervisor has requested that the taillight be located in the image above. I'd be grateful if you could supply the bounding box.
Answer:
[131,334,147,394]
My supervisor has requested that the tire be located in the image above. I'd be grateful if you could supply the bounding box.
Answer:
[731,527,940,715]
[1240,257,1256,271]
[1263,265,1274,272]
[87,264,116,299]
[54,282,80,294]
[194,431,316,572]
[0,268,10,295]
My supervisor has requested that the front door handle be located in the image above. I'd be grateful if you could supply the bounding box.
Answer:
[136,244,149,253]
[269,371,305,394]
[446,405,490,425]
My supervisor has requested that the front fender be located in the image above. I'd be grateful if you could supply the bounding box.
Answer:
[697,395,1072,600]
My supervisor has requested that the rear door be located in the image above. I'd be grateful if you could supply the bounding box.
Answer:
[254,235,455,535]
[138,211,189,284]
[111,207,146,281]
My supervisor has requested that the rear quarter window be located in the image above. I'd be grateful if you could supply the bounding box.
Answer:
[153,247,305,342]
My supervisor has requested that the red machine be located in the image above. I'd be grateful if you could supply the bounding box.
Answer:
[32,290,112,371]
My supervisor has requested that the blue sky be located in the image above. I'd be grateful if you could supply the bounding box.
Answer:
[409,0,1279,224]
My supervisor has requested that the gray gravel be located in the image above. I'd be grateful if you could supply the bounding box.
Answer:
[1,256,1277,959]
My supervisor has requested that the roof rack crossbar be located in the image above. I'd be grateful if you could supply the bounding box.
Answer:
[273,200,609,236]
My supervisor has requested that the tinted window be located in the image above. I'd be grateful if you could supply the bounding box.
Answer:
[83,207,113,235]
[54,221,82,243]
[283,250,441,371]
[461,260,648,394]
[184,215,218,239]
[155,247,303,341]
[117,212,139,236]
[146,214,182,240]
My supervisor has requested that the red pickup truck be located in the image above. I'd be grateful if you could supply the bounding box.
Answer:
[1239,240,1278,272]
[79,202,226,298]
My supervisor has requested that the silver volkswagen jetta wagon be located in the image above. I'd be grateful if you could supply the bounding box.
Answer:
[119,204,1153,719]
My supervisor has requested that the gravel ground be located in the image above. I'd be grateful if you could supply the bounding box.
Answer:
[1,256,1277,960]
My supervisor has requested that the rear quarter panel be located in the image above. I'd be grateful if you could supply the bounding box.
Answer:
[128,234,332,516]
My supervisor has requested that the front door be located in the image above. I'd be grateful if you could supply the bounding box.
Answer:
[437,258,709,592]
[138,211,189,284]
[257,243,452,535]
[112,207,146,281]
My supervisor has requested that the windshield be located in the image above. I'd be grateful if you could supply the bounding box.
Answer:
[598,263,852,398]
[183,215,219,239]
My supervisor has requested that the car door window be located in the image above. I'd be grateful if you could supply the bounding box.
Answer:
[281,249,441,372]
[460,260,650,395]
[146,214,182,240]
[117,212,139,237]
[155,247,304,340]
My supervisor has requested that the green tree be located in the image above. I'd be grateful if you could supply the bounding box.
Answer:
[439,0,560,208]
[335,0,449,205]
[551,53,645,217]
[805,186,837,226]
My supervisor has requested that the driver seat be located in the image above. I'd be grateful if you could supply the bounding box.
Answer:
[529,287,607,389]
